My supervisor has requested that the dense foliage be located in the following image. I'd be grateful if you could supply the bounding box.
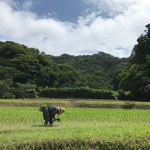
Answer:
[0,24,149,100]
[116,24,150,100]
[0,41,125,99]
[50,52,128,89]
[0,41,80,98]
[39,88,117,99]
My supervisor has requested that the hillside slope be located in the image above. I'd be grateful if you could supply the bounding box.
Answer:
[51,53,128,89]
[0,41,128,91]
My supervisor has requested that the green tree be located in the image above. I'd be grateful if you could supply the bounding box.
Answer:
[13,83,37,98]
[0,80,14,98]
[117,24,150,100]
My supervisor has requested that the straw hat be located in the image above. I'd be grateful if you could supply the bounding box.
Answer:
[59,107,65,114]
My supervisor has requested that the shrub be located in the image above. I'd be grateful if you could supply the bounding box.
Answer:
[118,90,133,100]
[13,83,37,98]
[0,80,14,99]
[39,88,117,99]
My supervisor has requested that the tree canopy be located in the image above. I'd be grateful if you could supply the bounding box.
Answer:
[116,24,150,100]
[0,24,149,100]
[51,52,127,89]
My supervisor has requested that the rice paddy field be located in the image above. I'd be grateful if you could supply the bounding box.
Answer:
[0,99,150,150]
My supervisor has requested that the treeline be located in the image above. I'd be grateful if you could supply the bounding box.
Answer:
[114,24,150,100]
[39,88,117,99]
[50,52,128,90]
[0,24,149,100]
[0,41,125,99]
[0,41,81,98]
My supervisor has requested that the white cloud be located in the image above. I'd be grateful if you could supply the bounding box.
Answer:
[0,0,150,57]
[22,0,33,10]
[83,0,138,17]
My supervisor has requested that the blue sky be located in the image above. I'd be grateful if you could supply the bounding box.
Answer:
[0,0,150,57]
[14,0,91,22]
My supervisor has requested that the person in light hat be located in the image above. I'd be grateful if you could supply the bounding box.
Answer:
[39,105,65,126]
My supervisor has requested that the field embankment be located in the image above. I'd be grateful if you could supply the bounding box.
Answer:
[0,98,150,109]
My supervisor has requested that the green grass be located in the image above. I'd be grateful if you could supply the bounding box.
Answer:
[1,107,150,149]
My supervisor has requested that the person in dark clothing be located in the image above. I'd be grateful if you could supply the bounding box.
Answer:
[39,105,65,126]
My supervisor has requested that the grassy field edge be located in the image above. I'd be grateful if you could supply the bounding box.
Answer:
[0,98,150,109]
[2,137,150,150]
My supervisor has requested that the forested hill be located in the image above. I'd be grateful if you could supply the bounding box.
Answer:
[50,53,128,89]
[0,24,149,100]
[0,41,80,89]
[0,41,127,91]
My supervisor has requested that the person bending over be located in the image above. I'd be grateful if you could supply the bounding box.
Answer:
[39,105,65,126]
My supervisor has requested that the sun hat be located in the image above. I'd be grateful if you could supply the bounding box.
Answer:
[59,107,65,114]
